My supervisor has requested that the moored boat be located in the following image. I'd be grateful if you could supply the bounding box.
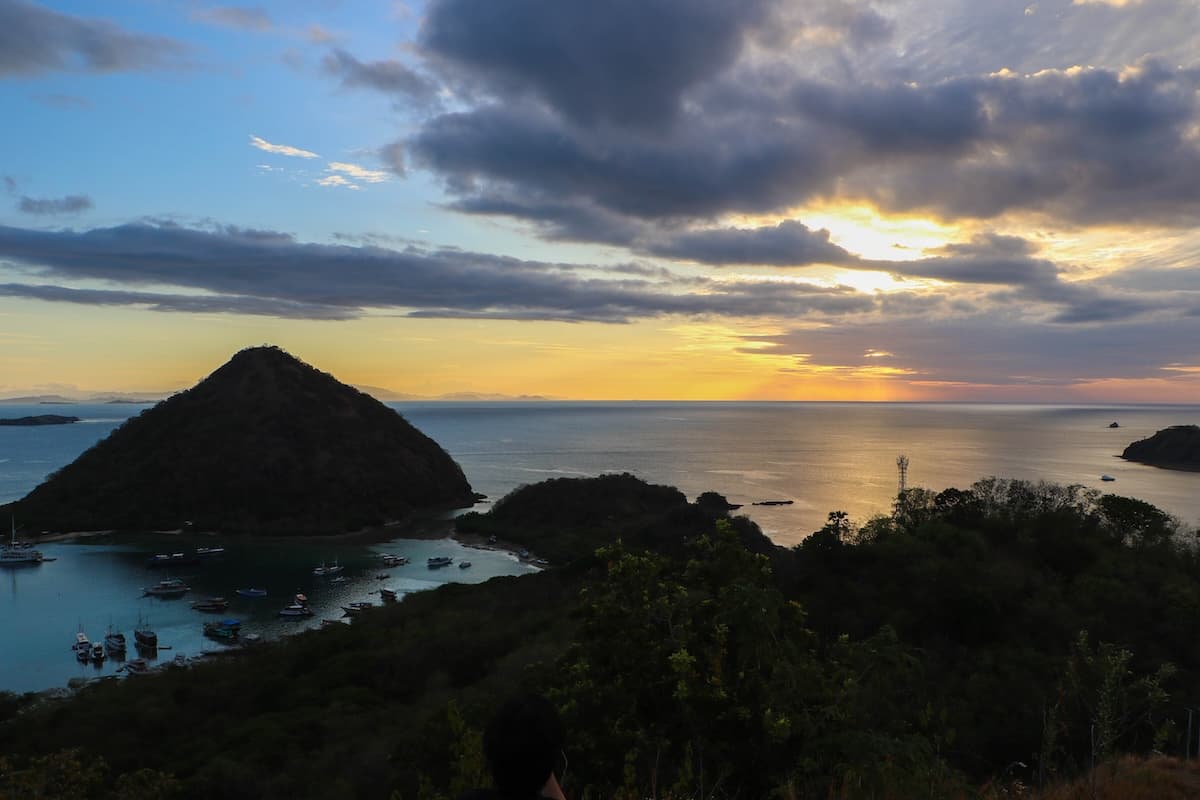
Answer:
[203,619,241,640]
[73,631,91,661]
[143,578,190,597]
[341,601,374,616]
[312,559,343,577]
[380,587,398,602]
[236,587,267,598]
[195,546,225,557]
[191,597,229,612]
[427,556,453,569]
[134,617,158,650]
[91,642,106,663]
[2,518,44,567]
[278,593,313,617]
[104,629,127,654]
[123,658,150,676]
[458,561,472,569]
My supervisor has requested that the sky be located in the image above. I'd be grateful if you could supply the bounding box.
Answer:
[1,0,1199,401]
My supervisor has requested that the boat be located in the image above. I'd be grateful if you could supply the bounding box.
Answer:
[1109,421,1120,428]
[379,587,398,602]
[236,587,268,598]
[191,597,229,613]
[104,628,127,654]
[278,593,313,617]
[312,559,344,577]
[427,556,453,569]
[1,517,44,567]
[203,619,241,640]
[91,643,106,663]
[143,578,190,597]
[459,561,472,569]
[341,601,374,617]
[320,618,344,627]
[1101,474,1116,482]
[146,552,197,567]
[123,658,150,676]
[134,617,158,649]
[73,630,91,661]
[330,575,349,584]
[195,546,225,557]
[380,554,407,567]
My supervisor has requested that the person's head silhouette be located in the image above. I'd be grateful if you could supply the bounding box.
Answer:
[483,693,566,800]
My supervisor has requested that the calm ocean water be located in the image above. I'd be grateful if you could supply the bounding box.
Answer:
[1,401,1198,693]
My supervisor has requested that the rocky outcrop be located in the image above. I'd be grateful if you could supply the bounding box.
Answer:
[1121,425,1200,471]
[5,346,474,533]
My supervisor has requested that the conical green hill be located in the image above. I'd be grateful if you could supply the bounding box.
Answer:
[8,346,474,534]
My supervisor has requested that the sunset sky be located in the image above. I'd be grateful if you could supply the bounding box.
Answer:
[1,0,1199,400]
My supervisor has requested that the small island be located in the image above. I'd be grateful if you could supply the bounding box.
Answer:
[0,415,80,426]
[1121,424,1200,471]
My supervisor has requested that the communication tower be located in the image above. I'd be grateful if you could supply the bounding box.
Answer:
[897,454,909,494]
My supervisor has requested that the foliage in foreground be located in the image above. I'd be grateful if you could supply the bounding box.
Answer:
[1,475,1196,798]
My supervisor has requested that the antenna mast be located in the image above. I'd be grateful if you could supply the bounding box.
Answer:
[896,455,909,494]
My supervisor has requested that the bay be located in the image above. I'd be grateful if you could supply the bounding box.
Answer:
[2,400,1199,694]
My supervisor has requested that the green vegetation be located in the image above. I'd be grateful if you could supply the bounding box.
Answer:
[3,347,474,534]
[2,474,1197,798]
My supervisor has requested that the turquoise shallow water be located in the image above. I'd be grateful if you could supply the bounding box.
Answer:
[2,400,1199,692]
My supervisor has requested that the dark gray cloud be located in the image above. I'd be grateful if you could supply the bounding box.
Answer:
[322,48,439,108]
[17,194,93,215]
[0,0,187,77]
[0,283,353,319]
[408,34,1200,231]
[191,5,271,32]
[642,221,856,267]
[0,222,877,323]
[419,0,777,130]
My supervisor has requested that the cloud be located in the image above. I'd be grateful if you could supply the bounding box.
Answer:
[316,174,360,189]
[17,194,93,215]
[406,7,1200,234]
[249,135,319,159]
[0,0,187,77]
[191,5,271,32]
[327,162,389,184]
[641,221,857,267]
[419,0,778,130]
[321,48,439,108]
[0,221,879,323]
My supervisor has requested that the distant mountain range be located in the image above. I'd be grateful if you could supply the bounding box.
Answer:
[0,389,556,404]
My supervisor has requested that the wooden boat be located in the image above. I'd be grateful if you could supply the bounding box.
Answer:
[134,617,157,649]
[191,597,229,612]
[203,619,241,640]
[104,629,127,654]
[380,588,398,602]
[123,658,150,676]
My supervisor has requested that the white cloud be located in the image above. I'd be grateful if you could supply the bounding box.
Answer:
[317,174,360,189]
[327,161,390,184]
[249,135,319,159]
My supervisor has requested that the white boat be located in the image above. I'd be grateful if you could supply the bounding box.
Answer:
[73,631,91,661]
[1,517,44,567]
[312,559,344,577]
[278,593,313,617]
[458,561,472,569]
[427,556,453,569]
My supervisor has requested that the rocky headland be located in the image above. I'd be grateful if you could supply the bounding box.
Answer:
[1121,425,1200,471]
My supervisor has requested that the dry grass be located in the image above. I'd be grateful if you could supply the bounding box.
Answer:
[1024,756,1200,800]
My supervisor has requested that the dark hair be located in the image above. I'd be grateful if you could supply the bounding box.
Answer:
[483,693,565,800]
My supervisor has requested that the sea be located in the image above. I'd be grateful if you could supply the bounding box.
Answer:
[1,401,1198,694]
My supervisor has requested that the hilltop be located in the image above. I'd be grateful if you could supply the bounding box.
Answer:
[3,346,474,534]
[1122,424,1200,471]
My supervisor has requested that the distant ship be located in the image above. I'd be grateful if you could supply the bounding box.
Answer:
[1,518,45,567]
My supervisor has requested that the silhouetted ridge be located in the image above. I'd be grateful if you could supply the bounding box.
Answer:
[1121,425,1200,471]
[8,345,473,533]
